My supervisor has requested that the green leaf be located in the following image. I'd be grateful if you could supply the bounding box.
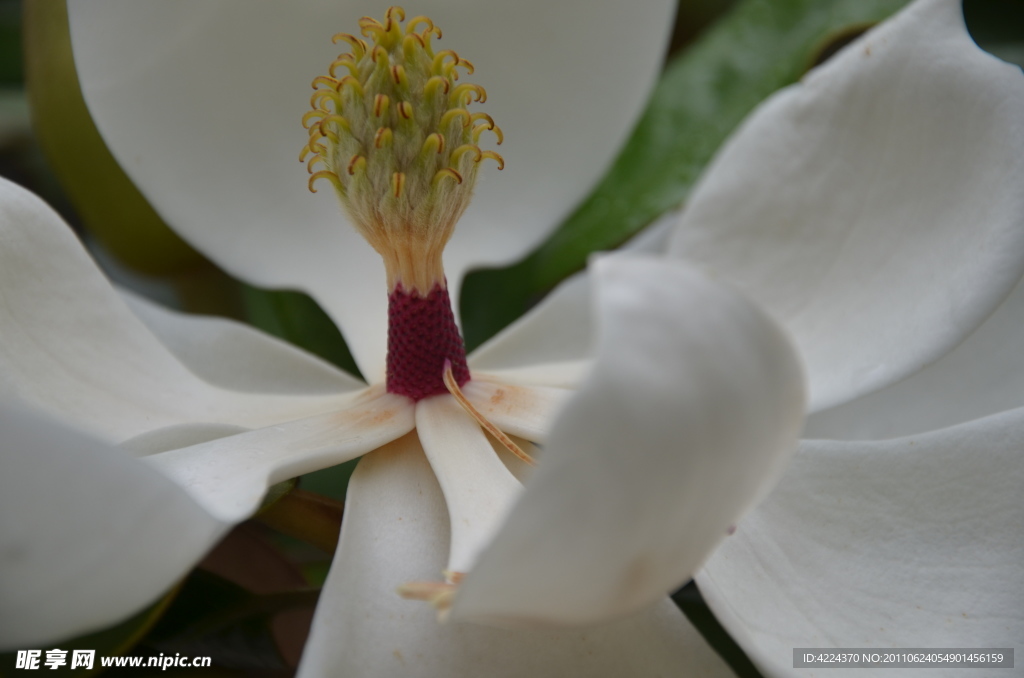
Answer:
[673,582,765,678]
[240,284,362,380]
[964,0,1024,67]
[460,0,911,350]
[0,2,23,86]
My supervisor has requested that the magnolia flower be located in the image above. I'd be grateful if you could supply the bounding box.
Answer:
[1,1,1022,677]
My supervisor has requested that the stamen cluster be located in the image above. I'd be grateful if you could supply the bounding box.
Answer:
[302,6,503,293]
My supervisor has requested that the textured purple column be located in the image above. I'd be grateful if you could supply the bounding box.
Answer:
[386,283,470,400]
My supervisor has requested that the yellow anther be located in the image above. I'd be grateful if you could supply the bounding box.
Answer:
[439,108,471,129]
[405,16,434,35]
[331,33,367,59]
[384,6,406,30]
[424,76,450,98]
[397,101,414,120]
[306,129,327,149]
[451,83,486,105]
[470,112,495,127]
[403,33,426,57]
[472,123,504,145]
[310,89,342,111]
[308,170,343,194]
[306,154,326,173]
[319,126,341,143]
[391,64,408,87]
[481,150,505,170]
[336,75,365,97]
[450,144,482,164]
[442,362,535,466]
[359,16,385,39]
[301,110,327,129]
[432,50,460,75]
[347,154,367,176]
[422,133,445,155]
[329,58,359,78]
[374,127,394,149]
[311,75,340,90]
[299,145,313,162]
[374,94,390,119]
[456,57,475,75]
[432,167,463,186]
[391,171,406,198]
[371,44,389,65]
[319,114,351,135]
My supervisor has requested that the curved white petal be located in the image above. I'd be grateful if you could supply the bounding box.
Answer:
[69,0,676,379]
[698,407,1024,678]
[466,209,682,382]
[806,274,1024,440]
[121,290,364,394]
[0,399,227,650]
[452,255,806,625]
[297,434,734,678]
[468,272,594,377]
[0,178,355,442]
[462,378,571,443]
[667,0,1024,412]
[147,390,415,523]
[415,395,521,575]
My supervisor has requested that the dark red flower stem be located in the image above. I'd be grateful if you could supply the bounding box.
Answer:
[386,282,470,401]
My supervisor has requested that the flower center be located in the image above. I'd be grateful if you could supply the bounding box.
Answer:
[302,6,502,400]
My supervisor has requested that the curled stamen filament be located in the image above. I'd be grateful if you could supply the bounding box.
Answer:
[311,89,342,111]
[405,15,434,35]
[451,83,486,105]
[306,155,326,173]
[311,75,340,90]
[331,33,367,59]
[301,110,327,129]
[424,76,451,98]
[439,108,471,129]
[481,150,505,170]
[432,168,463,186]
[442,361,536,467]
[450,144,482,165]
[319,114,351,135]
[308,170,343,193]
[329,57,359,78]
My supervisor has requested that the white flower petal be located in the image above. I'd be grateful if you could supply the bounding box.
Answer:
[806,275,1024,440]
[452,255,806,625]
[462,378,571,443]
[468,272,594,377]
[468,361,592,389]
[297,434,735,678]
[698,407,1024,677]
[466,209,682,381]
[121,290,363,395]
[415,395,521,575]
[0,178,355,442]
[667,0,1024,412]
[0,399,227,650]
[146,390,415,523]
[69,0,675,379]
